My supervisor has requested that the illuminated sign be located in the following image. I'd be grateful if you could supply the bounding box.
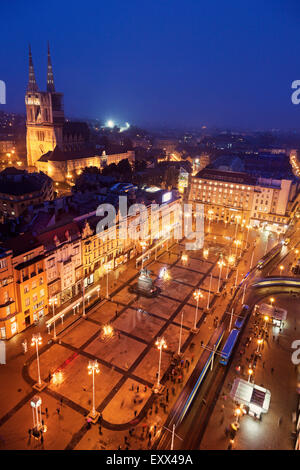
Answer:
[162,191,172,203]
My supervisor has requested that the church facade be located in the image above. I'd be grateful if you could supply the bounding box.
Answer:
[25,45,134,179]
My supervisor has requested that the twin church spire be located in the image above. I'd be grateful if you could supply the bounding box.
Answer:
[27,42,55,93]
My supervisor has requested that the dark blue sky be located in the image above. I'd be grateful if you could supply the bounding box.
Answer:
[1,0,300,130]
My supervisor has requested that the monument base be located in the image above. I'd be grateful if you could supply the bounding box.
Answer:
[152,384,165,394]
[33,381,47,392]
[87,411,100,424]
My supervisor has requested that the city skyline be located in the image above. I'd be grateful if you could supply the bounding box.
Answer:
[2,0,300,130]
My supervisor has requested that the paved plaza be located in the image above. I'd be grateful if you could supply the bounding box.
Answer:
[1,222,291,451]
[0,231,240,450]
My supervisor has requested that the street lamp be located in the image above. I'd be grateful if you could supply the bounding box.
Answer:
[49,297,58,341]
[104,263,111,299]
[256,338,263,353]
[248,367,253,383]
[233,240,239,259]
[31,334,44,390]
[264,315,269,329]
[87,360,100,422]
[217,259,225,294]
[203,248,209,260]
[154,337,167,393]
[206,272,213,311]
[279,265,284,276]
[234,406,242,422]
[192,289,203,332]
[226,254,235,279]
[270,297,275,307]
[181,253,188,265]
[102,324,114,338]
[244,224,251,250]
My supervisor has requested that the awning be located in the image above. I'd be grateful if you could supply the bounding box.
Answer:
[230,378,271,414]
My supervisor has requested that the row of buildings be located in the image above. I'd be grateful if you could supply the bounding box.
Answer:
[0,188,180,340]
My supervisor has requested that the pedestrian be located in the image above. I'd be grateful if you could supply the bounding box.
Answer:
[99,425,102,435]
[144,386,147,393]
[137,385,139,393]
[56,407,60,415]
[271,367,274,374]
[45,407,48,418]
[60,397,63,407]
[278,416,282,426]
[262,362,265,368]
[134,410,137,417]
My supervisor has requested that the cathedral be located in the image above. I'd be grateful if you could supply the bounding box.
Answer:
[25,45,134,181]
[25,44,89,169]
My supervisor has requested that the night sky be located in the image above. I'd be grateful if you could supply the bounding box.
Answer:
[1,0,300,130]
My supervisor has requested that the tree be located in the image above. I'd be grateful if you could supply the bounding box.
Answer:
[117,158,132,175]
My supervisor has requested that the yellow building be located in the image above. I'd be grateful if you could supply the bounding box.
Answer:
[3,233,48,338]
[0,249,19,339]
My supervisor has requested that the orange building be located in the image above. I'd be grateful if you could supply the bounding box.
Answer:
[2,233,48,338]
[0,249,19,339]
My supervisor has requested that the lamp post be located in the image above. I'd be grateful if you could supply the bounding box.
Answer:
[217,259,224,294]
[263,315,269,329]
[248,367,253,383]
[234,406,242,422]
[104,264,111,299]
[49,297,58,341]
[181,254,188,266]
[256,338,263,353]
[244,224,251,250]
[154,337,167,393]
[279,264,284,276]
[87,360,100,423]
[31,334,45,390]
[206,273,212,311]
[234,240,241,259]
[269,297,275,308]
[30,395,43,434]
[229,308,234,331]
[192,289,203,332]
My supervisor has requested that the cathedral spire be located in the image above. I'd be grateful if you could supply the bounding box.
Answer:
[47,42,55,92]
[27,44,38,92]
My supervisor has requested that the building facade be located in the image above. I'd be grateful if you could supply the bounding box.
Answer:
[189,168,293,231]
